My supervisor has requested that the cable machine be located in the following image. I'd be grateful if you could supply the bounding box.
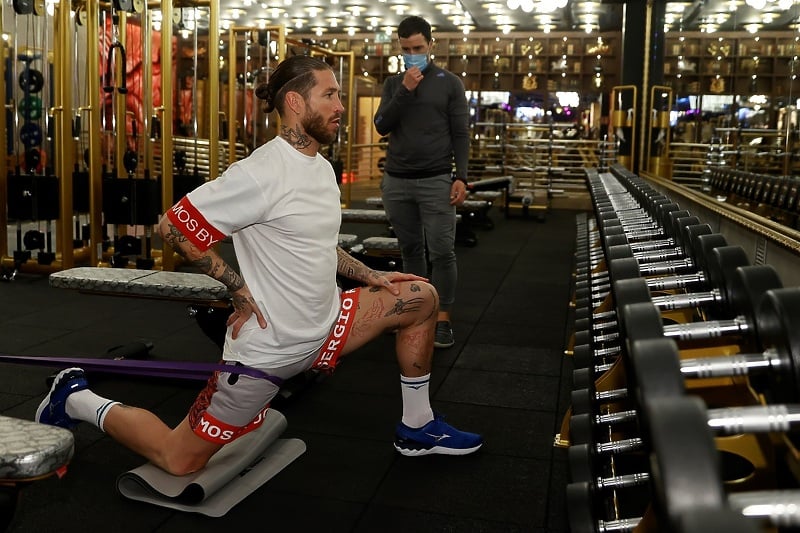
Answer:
[0,0,88,277]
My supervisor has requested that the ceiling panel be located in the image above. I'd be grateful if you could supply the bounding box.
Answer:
[210,0,799,35]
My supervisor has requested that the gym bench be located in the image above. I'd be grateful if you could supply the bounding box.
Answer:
[1,415,74,530]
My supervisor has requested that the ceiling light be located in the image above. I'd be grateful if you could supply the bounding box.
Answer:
[506,0,566,12]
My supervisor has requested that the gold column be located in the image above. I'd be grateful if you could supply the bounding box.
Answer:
[87,0,103,265]
[226,27,236,166]
[208,0,219,179]
[0,4,8,262]
[610,85,637,172]
[159,0,174,270]
[648,85,673,179]
[55,0,75,268]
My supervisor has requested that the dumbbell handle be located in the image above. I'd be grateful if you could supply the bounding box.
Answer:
[580,268,705,298]
[646,272,706,291]
[595,437,643,455]
[728,490,800,527]
[651,289,720,311]
[595,472,650,490]
[632,247,684,263]
[593,388,627,403]
[595,410,637,425]
[595,518,641,532]
[706,404,800,434]
[589,404,800,436]
[681,350,777,379]
[627,238,675,252]
[663,316,748,341]
[637,257,694,276]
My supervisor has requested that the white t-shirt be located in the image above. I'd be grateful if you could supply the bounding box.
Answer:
[169,136,342,368]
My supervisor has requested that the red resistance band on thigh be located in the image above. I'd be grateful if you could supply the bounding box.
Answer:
[311,288,360,374]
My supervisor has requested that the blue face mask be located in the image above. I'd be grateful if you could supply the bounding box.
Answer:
[403,53,428,71]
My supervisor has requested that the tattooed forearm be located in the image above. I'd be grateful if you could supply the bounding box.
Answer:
[336,247,374,283]
[219,265,245,292]
[191,256,244,292]
[280,125,312,149]
[161,223,243,292]
[162,224,190,259]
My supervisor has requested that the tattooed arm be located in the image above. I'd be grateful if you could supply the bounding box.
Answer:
[158,216,268,338]
[336,246,428,296]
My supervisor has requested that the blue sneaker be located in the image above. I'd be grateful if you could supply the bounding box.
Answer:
[35,368,88,429]
[394,413,483,456]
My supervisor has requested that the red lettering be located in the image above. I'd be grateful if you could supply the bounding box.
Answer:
[166,197,225,251]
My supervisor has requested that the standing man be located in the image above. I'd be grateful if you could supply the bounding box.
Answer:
[374,15,470,349]
[36,55,482,477]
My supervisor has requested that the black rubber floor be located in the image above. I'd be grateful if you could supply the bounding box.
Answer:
[0,208,577,533]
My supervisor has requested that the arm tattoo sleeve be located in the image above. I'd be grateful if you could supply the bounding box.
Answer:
[336,246,375,283]
[164,223,244,292]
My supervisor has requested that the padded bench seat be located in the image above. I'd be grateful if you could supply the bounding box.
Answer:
[50,267,230,302]
[342,208,460,223]
[341,209,391,224]
[50,234,361,303]
[0,415,74,481]
[361,236,399,252]
[365,197,490,211]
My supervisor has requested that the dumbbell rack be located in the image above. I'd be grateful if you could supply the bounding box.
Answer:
[597,135,618,173]
[561,162,800,532]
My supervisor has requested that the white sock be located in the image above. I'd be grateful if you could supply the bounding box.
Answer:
[400,374,434,428]
[66,389,120,432]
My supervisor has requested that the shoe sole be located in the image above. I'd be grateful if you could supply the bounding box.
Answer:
[433,340,454,349]
[394,443,482,456]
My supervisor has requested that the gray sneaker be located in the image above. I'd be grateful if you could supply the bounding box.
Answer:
[434,321,455,348]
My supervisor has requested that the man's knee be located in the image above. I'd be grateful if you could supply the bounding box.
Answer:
[399,280,439,315]
[160,449,212,476]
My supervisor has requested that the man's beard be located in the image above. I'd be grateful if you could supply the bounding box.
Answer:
[304,111,339,146]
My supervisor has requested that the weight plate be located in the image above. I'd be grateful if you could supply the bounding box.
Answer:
[704,245,749,308]
[620,301,663,343]
[19,122,43,147]
[606,243,633,262]
[612,277,652,309]
[24,147,41,172]
[112,0,133,11]
[75,6,87,25]
[725,264,782,343]
[565,482,599,533]
[18,68,44,93]
[12,0,33,15]
[132,0,144,13]
[123,150,138,174]
[23,229,45,250]
[629,338,684,410]
[18,95,43,120]
[32,0,45,16]
[608,256,641,284]
[692,233,727,278]
[646,396,725,528]
[681,223,712,264]
[756,287,800,403]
